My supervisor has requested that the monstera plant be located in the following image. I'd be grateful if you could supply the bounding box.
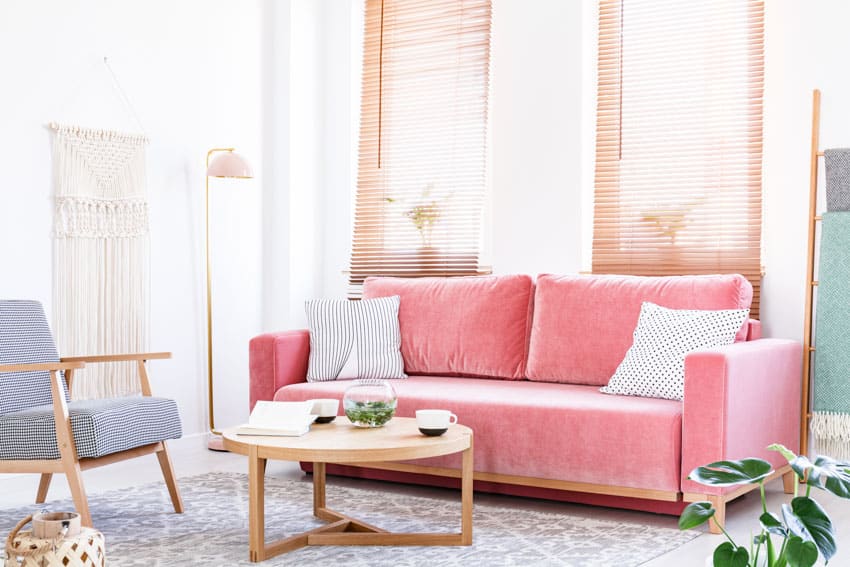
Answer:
[679,444,850,567]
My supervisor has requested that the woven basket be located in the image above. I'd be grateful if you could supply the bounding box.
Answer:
[4,515,105,567]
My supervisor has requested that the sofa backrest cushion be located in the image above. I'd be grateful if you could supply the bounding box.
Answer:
[526,274,753,385]
[362,275,534,379]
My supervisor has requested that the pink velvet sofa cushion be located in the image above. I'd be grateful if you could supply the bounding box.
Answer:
[527,273,753,385]
[275,376,683,492]
[362,275,534,380]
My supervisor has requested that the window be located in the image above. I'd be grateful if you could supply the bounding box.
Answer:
[592,0,764,317]
[348,0,492,297]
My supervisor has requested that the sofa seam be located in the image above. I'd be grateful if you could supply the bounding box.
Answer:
[521,279,535,379]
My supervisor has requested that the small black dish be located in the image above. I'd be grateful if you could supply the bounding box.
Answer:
[419,427,447,437]
[315,416,337,424]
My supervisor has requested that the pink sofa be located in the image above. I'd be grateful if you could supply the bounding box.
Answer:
[249,274,802,531]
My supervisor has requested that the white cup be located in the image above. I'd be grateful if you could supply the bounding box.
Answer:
[416,409,458,436]
[310,398,339,423]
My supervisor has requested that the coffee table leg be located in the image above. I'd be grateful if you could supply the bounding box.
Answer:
[313,462,326,515]
[461,437,473,545]
[248,445,267,562]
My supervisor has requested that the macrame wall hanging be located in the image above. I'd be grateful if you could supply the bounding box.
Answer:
[51,123,150,399]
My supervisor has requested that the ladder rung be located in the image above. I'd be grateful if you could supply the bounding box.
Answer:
[809,346,816,352]
[812,280,819,286]
[815,215,823,221]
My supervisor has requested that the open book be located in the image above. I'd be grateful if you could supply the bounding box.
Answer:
[235,401,318,437]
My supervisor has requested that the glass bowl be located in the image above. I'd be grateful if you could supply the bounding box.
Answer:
[343,379,398,428]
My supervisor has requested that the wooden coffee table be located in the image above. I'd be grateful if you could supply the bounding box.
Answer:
[222,416,474,562]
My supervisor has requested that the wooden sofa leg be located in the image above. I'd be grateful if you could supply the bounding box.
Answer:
[36,473,53,503]
[708,495,726,535]
[64,462,92,527]
[156,443,184,514]
[783,470,798,494]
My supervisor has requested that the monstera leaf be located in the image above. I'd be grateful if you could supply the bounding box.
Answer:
[782,497,836,563]
[679,501,715,530]
[760,511,788,537]
[769,443,798,462]
[688,458,773,487]
[770,443,850,499]
[785,536,818,567]
[713,542,749,567]
[797,455,850,499]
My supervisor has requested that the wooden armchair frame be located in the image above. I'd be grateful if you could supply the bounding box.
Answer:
[0,352,183,526]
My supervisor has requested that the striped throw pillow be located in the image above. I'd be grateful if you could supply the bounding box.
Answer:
[305,296,407,382]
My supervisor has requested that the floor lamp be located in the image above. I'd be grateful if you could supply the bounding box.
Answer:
[205,148,253,451]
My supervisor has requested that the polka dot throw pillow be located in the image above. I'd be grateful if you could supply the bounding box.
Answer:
[600,302,749,401]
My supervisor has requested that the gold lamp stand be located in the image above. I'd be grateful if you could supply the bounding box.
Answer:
[205,148,253,451]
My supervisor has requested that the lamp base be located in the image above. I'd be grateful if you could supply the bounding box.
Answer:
[207,432,228,452]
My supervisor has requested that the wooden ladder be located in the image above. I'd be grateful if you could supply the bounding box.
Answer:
[801,88,823,457]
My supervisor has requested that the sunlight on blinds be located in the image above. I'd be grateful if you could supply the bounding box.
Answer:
[593,0,764,316]
[348,0,492,297]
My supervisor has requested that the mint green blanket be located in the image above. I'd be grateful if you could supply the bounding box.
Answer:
[812,212,850,457]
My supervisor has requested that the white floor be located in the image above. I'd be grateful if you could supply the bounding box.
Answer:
[3,435,850,566]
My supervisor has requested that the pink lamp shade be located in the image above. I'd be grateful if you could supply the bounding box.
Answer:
[207,151,254,178]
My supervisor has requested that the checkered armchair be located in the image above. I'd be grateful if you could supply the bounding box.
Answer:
[0,300,184,526]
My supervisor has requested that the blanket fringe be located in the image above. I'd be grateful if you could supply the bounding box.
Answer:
[811,411,850,460]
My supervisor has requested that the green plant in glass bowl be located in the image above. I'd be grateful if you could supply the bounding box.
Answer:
[343,399,397,428]
[679,444,850,567]
[343,379,398,428]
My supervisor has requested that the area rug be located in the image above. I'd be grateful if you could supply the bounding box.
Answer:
[0,473,698,566]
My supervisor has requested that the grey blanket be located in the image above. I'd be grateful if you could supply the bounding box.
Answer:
[824,149,850,211]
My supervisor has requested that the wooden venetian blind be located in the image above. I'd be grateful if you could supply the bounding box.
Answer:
[348,0,492,297]
[593,0,764,317]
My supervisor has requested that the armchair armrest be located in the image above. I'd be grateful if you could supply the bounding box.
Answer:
[249,330,310,411]
[681,338,802,495]
[61,352,172,363]
[0,361,85,373]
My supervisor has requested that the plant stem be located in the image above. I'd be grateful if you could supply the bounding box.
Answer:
[716,521,738,549]
[805,483,812,499]
[753,532,761,566]
[760,480,767,515]
[767,532,776,566]
[778,535,788,561]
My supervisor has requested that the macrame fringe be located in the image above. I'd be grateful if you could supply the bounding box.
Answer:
[811,411,850,460]
[50,122,149,144]
[51,125,150,400]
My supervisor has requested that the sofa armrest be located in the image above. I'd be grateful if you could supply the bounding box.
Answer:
[249,330,310,411]
[746,319,762,340]
[681,338,802,495]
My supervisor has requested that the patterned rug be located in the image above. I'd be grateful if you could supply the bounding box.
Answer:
[0,472,698,566]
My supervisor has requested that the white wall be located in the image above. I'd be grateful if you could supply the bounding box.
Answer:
[490,0,585,276]
[261,0,347,324]
[760,0,850,341]
[0,0,264,435]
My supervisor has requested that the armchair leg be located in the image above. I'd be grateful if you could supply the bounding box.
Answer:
[36,473,53,503]
[64,461,91,527]
[156,443,184,514]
